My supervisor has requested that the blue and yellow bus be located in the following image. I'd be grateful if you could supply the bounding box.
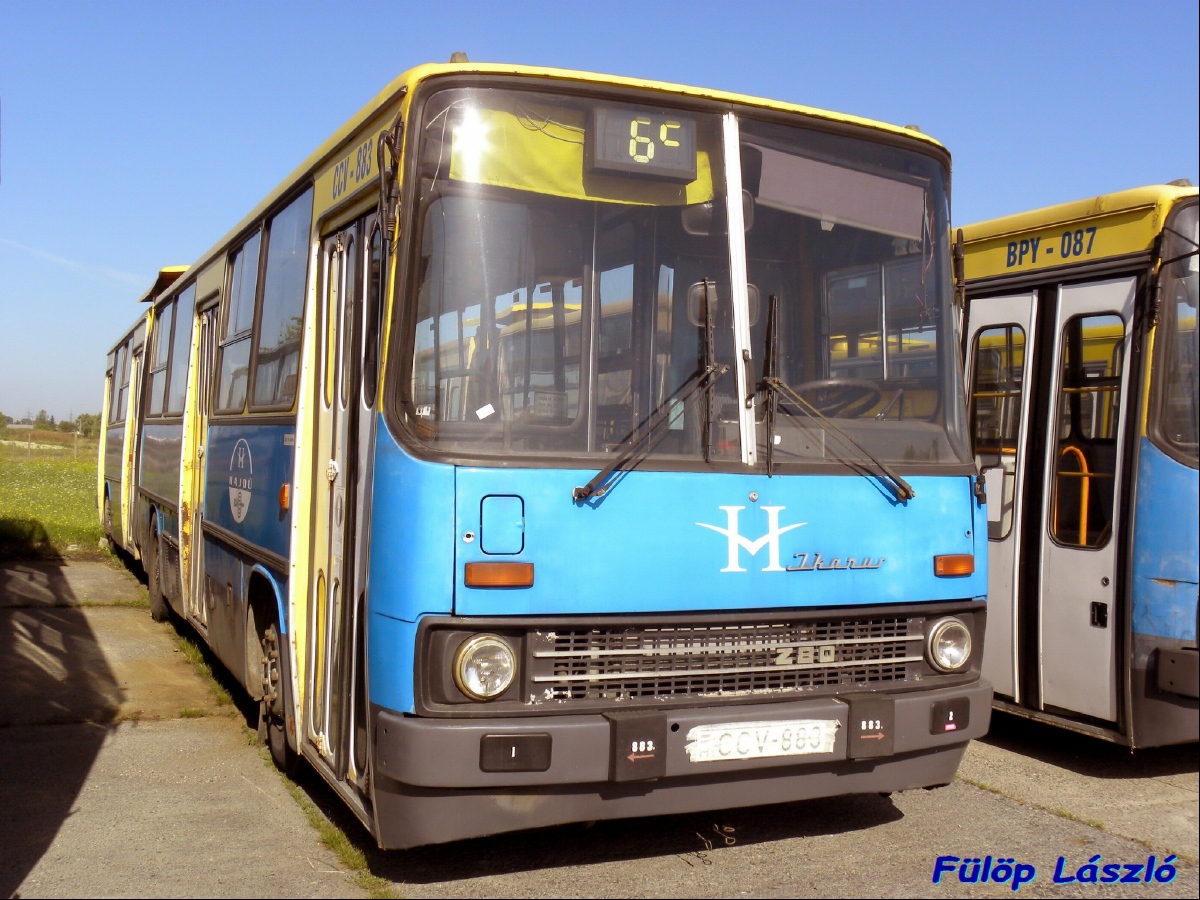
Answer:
[963,182,1198,746]
[100,58,989,848]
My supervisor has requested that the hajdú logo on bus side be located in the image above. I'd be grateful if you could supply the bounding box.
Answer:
[696,506,885,573]
[228,438,253,524]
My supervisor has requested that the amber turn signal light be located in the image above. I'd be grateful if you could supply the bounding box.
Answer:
[465,562,535,588]
[934,554,974,577]
[278,483,290,512]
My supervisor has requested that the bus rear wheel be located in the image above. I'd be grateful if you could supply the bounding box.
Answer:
[260,621,300,777]
[102,494,114,540]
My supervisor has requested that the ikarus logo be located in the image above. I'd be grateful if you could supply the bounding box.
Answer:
[696,506,806,572]
[228,438,253,524]
[696,505,886,573]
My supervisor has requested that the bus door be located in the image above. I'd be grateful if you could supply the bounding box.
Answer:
[308,218,369,778]
[1035,277,1135,722]
[121,325,146,554]
[186,303,219,630]
[966,292,1038,702]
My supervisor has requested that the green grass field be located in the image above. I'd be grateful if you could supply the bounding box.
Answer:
[0,442,104,558]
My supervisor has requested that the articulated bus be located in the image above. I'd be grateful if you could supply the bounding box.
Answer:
[100,59,989,849]
[963,183,1199,746]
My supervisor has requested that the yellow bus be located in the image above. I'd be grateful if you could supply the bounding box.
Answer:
[963,182,1198,746]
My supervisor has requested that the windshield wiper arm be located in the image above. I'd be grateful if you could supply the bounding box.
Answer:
[574,281,727,502]
[763,377,916,503]
[572,362,727,502]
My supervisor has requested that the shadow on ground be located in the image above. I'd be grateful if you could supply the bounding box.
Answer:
[0,554,122,899]
[982,710,1199,780]
[285,758,908,884]
[0,519,59,560]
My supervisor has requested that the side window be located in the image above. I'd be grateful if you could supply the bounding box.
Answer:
[1050,314,1125,548]
[107,347,123,424]
[166,285,196,415]
[1156,293,1199,459]
[114,342,131,422]
[969,324,1026,539]
[252,188,313,409]
[147,302,175,417]
[1151,202,1198,464]
[217,233,261,413]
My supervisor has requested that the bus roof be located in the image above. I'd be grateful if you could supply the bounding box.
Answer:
[962,182,1198,282]
[151,60,949,299]
[137,266,189,305]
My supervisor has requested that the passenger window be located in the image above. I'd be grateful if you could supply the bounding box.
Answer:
[115,343,131,422]
[969,324,1025,539]
[1050,314,1124,548]
[253,188,312,409]
[166,285,196,415]
[108,346,124,424]
[148,302,174,417]
[217,233,261,413]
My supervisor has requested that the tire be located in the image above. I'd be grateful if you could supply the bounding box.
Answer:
[102,494,114,539]
[146,523,170,622]
[261,621,301,777]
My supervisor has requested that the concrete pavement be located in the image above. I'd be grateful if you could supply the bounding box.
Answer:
[0,558,362,899]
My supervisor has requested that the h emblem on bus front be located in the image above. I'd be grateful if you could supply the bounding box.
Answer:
[696,506,807,572]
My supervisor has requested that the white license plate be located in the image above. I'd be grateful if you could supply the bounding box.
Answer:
[685,719,840,763]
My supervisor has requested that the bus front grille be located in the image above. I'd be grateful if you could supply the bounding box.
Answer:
[527,615,924,704]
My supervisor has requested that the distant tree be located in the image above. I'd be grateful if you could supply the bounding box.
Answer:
[33,409,55,430]
[75,413,101,438]
[58,418,77,433]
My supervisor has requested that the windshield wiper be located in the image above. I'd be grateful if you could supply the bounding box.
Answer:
[756,292,913,500]
[761,376,916,502]
[574,281,728,502]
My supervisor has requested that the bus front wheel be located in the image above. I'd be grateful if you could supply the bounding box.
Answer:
[260,621,300,777]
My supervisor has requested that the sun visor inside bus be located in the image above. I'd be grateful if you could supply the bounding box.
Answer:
[448,106,715,206]
[750,144,925,240]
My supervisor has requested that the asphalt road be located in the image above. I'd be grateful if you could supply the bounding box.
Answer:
[2,558,1196,898]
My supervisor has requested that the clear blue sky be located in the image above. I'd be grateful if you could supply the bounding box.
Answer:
[1,0,1196,422]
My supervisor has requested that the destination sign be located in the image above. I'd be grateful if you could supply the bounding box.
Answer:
[964,208,1159,281]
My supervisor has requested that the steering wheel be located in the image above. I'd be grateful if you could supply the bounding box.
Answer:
[787,378,882,417]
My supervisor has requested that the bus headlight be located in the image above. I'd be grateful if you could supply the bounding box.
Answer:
[453,635,516,700]
[927,617,972,672]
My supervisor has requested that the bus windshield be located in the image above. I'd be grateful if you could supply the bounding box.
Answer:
[400,84,971,469]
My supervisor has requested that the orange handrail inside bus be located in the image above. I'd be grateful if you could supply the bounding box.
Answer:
[1054,446,1090,547]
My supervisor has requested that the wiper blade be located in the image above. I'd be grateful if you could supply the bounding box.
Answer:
[575,280,727,502]
[572,361,728,502]
[762,377,916,503]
